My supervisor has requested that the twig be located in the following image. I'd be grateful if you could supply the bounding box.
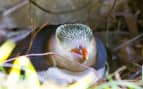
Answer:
[131,62,142,68]
[105,0,118,24]
[26,23,48,54]
[115,72,121,80]
[113,33,143,52]
[4,52,57,63]
[105,0,118,47]
[112,66,127,89]
[3,0,29,16]
[114,66,127,80]
[110,66,127,78]
[128,69,142,79]
[4,51,93,73]
[107,0,118,17]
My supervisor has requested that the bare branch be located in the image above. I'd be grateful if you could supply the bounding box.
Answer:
[113,33,143,52]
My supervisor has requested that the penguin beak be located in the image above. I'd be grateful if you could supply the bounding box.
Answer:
[81,48,88,60]
[71,47,88,61]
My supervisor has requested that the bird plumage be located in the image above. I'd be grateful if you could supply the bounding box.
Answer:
[47,24,97,72]
[11,24,107,78]
[56,24,93,49]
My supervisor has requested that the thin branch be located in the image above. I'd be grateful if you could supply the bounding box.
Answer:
[128,69,142,79]
[105,0,118,46]
[4,51,94,73]
[26,23,48,54]
[3,0,29,16]
[110,66,127,78]
[4,52,56,63]
[107,0,118,17]
[113,33,143,52]
[105,0,118,23]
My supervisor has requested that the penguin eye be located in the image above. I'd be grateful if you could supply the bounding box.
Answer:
[79,45,82,49]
